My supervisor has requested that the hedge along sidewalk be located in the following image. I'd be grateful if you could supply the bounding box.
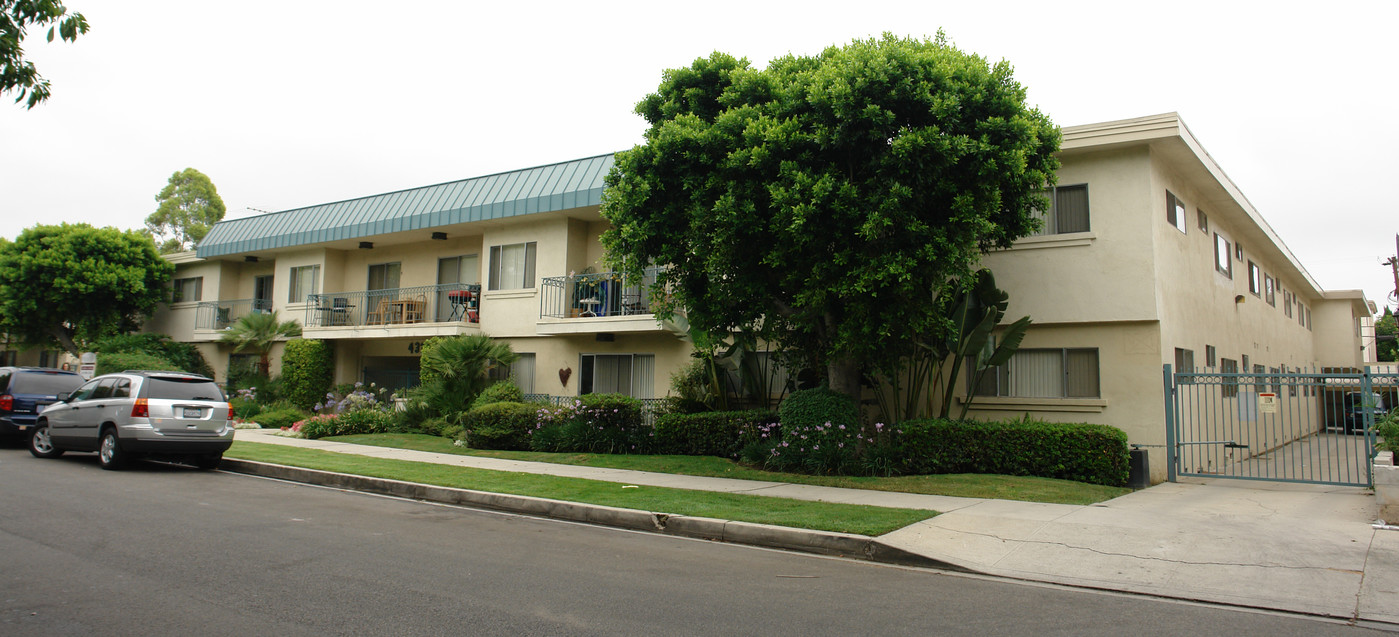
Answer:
[224,438,939,538]
[232,428,990,514]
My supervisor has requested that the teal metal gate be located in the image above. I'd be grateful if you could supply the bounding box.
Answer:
[1163,365,1386,487]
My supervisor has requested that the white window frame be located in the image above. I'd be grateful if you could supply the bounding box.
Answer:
[289,265,320,303]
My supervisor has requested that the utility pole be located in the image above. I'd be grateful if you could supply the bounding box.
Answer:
[1388,234,1399,311]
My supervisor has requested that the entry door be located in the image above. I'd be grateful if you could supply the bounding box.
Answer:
[436,255,479,321]
[253,275,274,312]
[367,262,401,320]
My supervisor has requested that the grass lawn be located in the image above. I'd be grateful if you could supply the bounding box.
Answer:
[226,441,935,536]
[325,433,1130,505]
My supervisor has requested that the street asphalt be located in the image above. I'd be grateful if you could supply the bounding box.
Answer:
[231,428,1399,627]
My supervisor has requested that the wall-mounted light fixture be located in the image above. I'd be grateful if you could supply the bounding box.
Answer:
[1235,295,1246,304]
[432,232,448,240]
[244,256,259,263]
[359,242,374,249]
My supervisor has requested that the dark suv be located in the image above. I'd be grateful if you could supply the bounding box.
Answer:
[0,367,86,440]
[29,370,234,470]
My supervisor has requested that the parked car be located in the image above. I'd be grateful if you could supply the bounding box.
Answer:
[1341,391,1386,435]
[0,367,86,440]
[29,370,234,469]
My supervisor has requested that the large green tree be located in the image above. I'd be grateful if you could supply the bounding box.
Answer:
[0,223,173,356]
[601,33,1060,400]
[1377,307,1397,363]
[145,167,227,253]
[2,0,88,108]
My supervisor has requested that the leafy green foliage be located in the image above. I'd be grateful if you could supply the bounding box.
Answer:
[90,332,214,378]
[1,0,89,108]
[602,33,1059,399]
[897,417,1129,486]
[280,339,333,410]
[1376,411,1399,454]
[779,387,859,432]
[468,380,523,411]
[229,397,262,421]
[463,402,536,450]
[218,311,301,376]
[254,405,311,430]
[654,410,779,458]
[93,351,180,376]
[530,394,650,454]
[416,334,517,424]
[145,168,227,253]
[1377,308,1396,363]
[0,223,173,355]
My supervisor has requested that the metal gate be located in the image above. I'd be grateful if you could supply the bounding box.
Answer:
[1164,364,1388,487]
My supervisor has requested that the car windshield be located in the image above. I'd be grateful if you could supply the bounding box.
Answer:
[12,372,85,395]
[145,377,225,401]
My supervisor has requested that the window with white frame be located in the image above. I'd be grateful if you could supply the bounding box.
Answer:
[171,277,202,303]
[1248,261,1261,296]
[1166,191,1187,234]
[488,242,537,290]
[488,353,536,394]
[580,353,654,398]
[1214,233,1232,278]
[974,348,1099,399]
[1030,184,1090,235]
[289,265,320,303]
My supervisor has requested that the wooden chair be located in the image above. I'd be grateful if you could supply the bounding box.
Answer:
[366,299,390,325]
[403,295,427,323]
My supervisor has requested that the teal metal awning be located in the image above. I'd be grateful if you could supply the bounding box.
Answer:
[196,153,616,258]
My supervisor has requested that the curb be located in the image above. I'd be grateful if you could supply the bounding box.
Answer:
[220,458,969,572]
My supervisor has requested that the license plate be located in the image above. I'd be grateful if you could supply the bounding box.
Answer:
[182,407,201,418]
[17,425,27,431]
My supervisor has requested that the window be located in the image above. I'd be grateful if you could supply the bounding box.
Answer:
[488,242,537,290]
[580,353,654,398]
[1284,290,1293,318]
[1305,307,1311,331]
[1220,358,1239,398]
[1174,348,1195,384]
[172,277,202,303]
[1206,345,1217,368]
[1031,184,1090,235]
[1235,242,1244,261]
[1197,209,1209,233]
[1247,261,1261,296]
[289,265,320,303]
[254,274,274,311]
[1297,299,1305,326]
[0,351,15,366]
[974,348,1099,398]
[1241,354,1250,377]
[1214,234,1232,278]
[1264,274,1275,307]
[1166,191,1187,234]
[1253,364,1266,393]
[1269,367,1280,395]
[488,353,536,394]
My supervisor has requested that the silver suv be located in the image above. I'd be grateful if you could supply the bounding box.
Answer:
[29,370,234,470]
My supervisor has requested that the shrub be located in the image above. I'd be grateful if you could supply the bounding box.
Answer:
[463,402,537,450]
[255,406,312,430]
[90,333,214,378]
[281,339,334,411]
[469,380,524,411]
[530,393,651,454]
[413,416,449,437]
[315,382,394,415]
[780,387,859,432]
[1376,412,1399,454]
[896,417,1130,487]
[654,410,779,457]
[762,419,866,475]
[295,410,396,439]
[441,424,466,442]
[229,396,263,421]
[94,351,181,376]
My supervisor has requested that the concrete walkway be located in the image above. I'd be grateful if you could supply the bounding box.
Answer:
[233,429,1398,625]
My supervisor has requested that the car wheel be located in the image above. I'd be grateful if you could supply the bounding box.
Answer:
[28,422,64,459]
[193,453,222,470]
[98,429,128,470]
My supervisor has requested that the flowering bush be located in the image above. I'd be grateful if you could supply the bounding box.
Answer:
[315,382,395,415]
[295,409,395,439]
[744,420,902,476]
[529,394,652,454]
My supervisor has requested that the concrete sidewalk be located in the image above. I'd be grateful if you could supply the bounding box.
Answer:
[232,429,1397,625]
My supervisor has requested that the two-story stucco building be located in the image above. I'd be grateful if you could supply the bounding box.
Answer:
[144,113,1375,481]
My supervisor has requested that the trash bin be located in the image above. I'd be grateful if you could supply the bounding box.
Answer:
[1128,448,1150,489]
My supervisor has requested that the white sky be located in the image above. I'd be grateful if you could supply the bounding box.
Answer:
[3,0,1396,311]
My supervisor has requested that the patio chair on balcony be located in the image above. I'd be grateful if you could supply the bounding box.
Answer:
[366,299,390,325]
[403,294,427,323]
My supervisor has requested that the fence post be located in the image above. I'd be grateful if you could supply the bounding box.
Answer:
[1163,363,1177,482]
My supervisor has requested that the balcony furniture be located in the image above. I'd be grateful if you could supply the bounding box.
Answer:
[316,297,354,326]
[366,299,390,325]
[578,297,600,317]
[402,295,427,323]
[447,289,478,322]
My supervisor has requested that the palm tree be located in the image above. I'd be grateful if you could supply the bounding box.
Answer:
[219,310,302,376]
[418,334,518,421]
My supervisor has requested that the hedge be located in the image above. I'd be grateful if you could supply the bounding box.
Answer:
[780,387,858,431]
[94,351,182,376]
[654,410,779,458]
[896,417,1129,487]
[281,339,334,411]
[463,402,537,451]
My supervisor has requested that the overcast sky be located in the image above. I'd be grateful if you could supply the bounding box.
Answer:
[3,0,1395,311]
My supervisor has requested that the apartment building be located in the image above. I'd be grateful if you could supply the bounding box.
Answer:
[144,113,1374,481]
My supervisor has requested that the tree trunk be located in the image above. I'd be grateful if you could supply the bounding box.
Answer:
[49,327,81,358]
[826,357,861,409]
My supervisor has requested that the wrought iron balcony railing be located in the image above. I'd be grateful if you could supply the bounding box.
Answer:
[195,298,273,330]
[539,268,660,319]
[304,283,481,328]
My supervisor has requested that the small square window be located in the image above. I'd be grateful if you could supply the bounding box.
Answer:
[1247,261,1261,296]
[1196,209,1209,233]
[1214,234,1232,278]
[1264,274,1275,307]
[1235,242,1244,261]
[1206,345,1217,367]
[1166,191,1187,235]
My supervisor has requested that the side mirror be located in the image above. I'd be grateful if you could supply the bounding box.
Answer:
[57,392,70,402]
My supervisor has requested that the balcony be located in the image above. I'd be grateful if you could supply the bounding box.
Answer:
[537,268,665,335]
[191,299,273,340]
[303,283,481,339]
